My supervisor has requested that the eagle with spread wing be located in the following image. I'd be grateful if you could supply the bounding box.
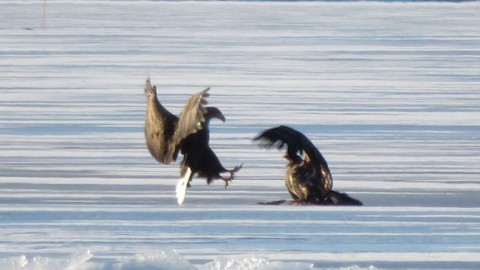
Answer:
[144,78,241,205]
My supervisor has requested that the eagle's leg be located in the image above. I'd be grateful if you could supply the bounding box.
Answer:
[176,167,193,205]
[219,164,243,188]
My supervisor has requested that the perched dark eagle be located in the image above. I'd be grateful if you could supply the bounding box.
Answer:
[144,78,242,204]
[254,125,362,206]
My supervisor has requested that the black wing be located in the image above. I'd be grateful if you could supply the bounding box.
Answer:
[254,125,327,165]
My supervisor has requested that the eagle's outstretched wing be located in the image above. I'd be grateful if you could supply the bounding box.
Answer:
[254,125,327,166]
[163,87,210,164]
[144,78,179,164]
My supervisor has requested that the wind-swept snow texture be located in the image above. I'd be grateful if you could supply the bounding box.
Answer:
[0,1,479,269]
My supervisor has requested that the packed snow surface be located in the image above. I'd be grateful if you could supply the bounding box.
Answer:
[0,1,479,269]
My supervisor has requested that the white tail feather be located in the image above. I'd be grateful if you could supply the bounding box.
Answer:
[176,167,192,205]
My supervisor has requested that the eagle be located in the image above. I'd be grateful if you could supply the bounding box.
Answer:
[254,125,362,205]
[144,78,242,205]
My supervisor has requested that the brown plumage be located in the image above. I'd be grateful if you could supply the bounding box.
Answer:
[144,78,208,165]
[254,126,362,205]
[144,78,242,204]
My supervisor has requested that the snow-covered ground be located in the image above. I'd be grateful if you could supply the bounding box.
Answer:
[0,1,479,269]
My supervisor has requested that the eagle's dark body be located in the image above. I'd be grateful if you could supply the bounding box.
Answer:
[254,125,362,206]
[179,107,242,186]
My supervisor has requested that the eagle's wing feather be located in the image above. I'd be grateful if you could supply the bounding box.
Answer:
[144,79,179,164]
[164,88,210,163]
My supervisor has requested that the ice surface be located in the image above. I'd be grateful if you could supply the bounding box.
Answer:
[0,0,479,269]
[0,249,379,270]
